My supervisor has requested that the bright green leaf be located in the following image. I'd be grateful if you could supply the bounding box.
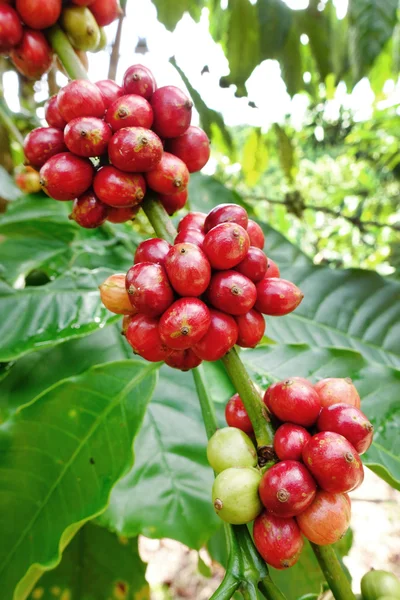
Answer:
[152,0,202,30]
[242,128,269,186]
[273,124,297,183]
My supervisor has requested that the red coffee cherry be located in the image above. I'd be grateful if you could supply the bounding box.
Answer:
[151,85,192,138]
[164,348,202,371]
[203,223,250,270]
[159,190,188,215]
[259,460,317,518]
[125,262,174,317]
[296,490,351,545]
[125,314,169,362]
[235,247,268,282]
[174,227,205,249]
[165,243,211,297]
[177,211,206,233]
[107,206,139,223]
[24,127,66,169]
[57,80,105,122]
[255,277,304,316]
[207,271,257,315]
[105,94,153,131]
[264,377,321,427]
[40,153,94,201]
[95,79,124,108]
[265,258,280,278]
[64,117,112,157]
[317,403,373,455]
[253,511,304,570]
[225,393,253,435]
[89,0,121,26]
[69,190,108,228]
[146,152,189,194]
[0,5,22,53]
[93,166,146,207]
[108,127,163,173]
[204,203,248,233]
[99,273,136,315]
[193,309,238,361]
[123,64,156,100]
[167,126,210,173]
[44,95,67,130]
[16,0,61,29]
[159,298,211,350]
[314,377,361,409]
[273,423,311,462]
[10,29,52,79]
[247,219,264,249]
[303,431,364,493]
[121,314,135,335]
[235,309,265,348]
[134,238,171,267]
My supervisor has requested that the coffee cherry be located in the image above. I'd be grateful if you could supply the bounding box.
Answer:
[89,0,121,26]
[159,298,211,350]
[58,80,105,122]
[296,490,351,545]
[204,203,248,233]
[44,96,67,130]
[123,64,156,100]
[15,166,41,194]
[125,314,169,362]
[235,309,265,348]
[0,5,22,53]
[314,377,361,409]
[253,511,304,569]
[212,467,262,525]
[159,190,188,215]
[95,80,124,112]
[247,219,265,249]
[174,227,205,248]
[106,94,153,131]
[265,258,280,278]
[207,271,257,315]
[108,127,163,173]
[225,393,253,435]
[207,427,257,473]
[265,378,321,427]
[164,348,202,371]
[10,29,53,79]
[235,247,268,282]
[99,273,136,315]
[303,431,364,493]
[361,571,400,600]
[134,238,171,267]
[16,0,61,29]
[177,212,206,233]
[93,166,146,207]
[64,117,112,157]
[125,262,174,317]
[193,309,238,361]
[61,6,100,52]
[121,314,135,335]
[24,127,66,169]
[69,190,108,228]
[317,403,373,455]
[167,126,210,173]
[107,205,139,223]
[40,153,94,201]
[146,152,189,194]
[273,423,311,462]
[259,460,316,518]
[151,85,192,138]
[203,223,250,270]
[165,243,211,297]
[255,277,304,316]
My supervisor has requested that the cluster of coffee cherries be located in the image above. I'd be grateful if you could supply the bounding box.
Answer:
[22,62,210,225]
[0,0,119,79]
[208,377,373,570]
[99,203,303,369]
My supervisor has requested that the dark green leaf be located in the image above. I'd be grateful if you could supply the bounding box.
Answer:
[257,0,292,59]
[278,24,304,96]
[295,0,333,81]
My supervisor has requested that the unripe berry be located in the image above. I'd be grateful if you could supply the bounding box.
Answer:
[207,427,257,473]
[255,277,303,316]
[212,467,262,525]
[105,94,153,131]
[235,247,268,282]
[159,190,188,215]
[174,227,205,248]
[40,153,94,201]
[125,262,174,317]
[264,377,321,427]
[247,219,264,249]
[225,393,253,435]
[10,29,52,79]
[57,80,105,122]
[151,85,192,138]
[108,127,163,173]
[167,126,210,172]
[95,79,124,108]
[125,314,169,362]
[235,309,265,348]
[99,273,137,315]
[314,377,361,409]
[69,190,108,228]
[296,490,351,545]
[134,238,171,267]
[123,64,156,100]
[64,117,112,157]
[259,460,317,517]
[44,95,67,130]
[165,243,211,297]
[164,348,202,371]
[15,166,41,194]
[177,211,206,233]
[159,298,211,350]
[193,309,238,361]
[273,423,311,462]
[204,203,248,233]
[253,511,304,570]
[24,127,66,169]
[146,152,189,194]
[265,258,280,278]
[107,205,139,223]
[60,5,100,51]
[317,403,373,455]
[361,570,400,600]
[203,223,250,270]
[0,5,23,54]
[93,166,146,207]
[207,271,257,315]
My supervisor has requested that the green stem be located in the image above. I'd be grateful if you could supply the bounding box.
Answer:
[311,544,356,600]
[142,195,177,244]
[0,97,24,147]
[259,577,287,600]
[192,366,219,440]
[47,25,90,80]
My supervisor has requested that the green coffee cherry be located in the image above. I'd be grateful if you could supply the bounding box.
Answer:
[361,571,400,600]
[95,27,107,52]
[212,467,262,524]
[61,6,101,52]
[207,427,257,473]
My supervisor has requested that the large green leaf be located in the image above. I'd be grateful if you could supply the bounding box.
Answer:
[241,129,269,186]
[28,523,149,600]
[152,0,201,30]
[257,0,292,60]
[295,0,333,81]
[0,359,157,599]
[278,24,304,96]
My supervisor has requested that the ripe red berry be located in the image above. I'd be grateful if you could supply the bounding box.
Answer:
[44,96,67,130]
[125,314,169,362]
[264,378,321,427]
[314,378,361,409]
[159,298,211,350]
[16,0,61,29]
[95,79,124,108]
[255,277,304,316]
[235,247,267,282]
[203,223,250,270]
[225,393,253,435]
[166,126,210,173]
[253,511,304,570]
[99,273,136,315]
[265,258,280,278]
[24,127,66,169]
[146,152,189,194]
[317,404,373,455]
[64,117,112,157]
[151,86,192,138]
[246,219,264,249]
[174,227,205,248]
[159,190,188,215]
[134,238,171,267]
[296,490,351,545]
[164,348,202,371]
[204,203,248,233]
[93,166,146,207]
[273,423,311,462]
[89,0,121,25]
[0,5,22,53]
[40,153,94,201]
[235,309,265,348]
[177,211,206,233]
[57,80,105,122]
[125,262,174,317]
[108,127,163,173]
[165,243,211,297]
[122,313,135,335]
[207,271,257,315]
[105,94,153,131]
[123,64,156,100]
[107,205,139,223]
[69,190,108,228]
[259,460,316,518]
[193,309,238,361]
[10,29,52,79]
